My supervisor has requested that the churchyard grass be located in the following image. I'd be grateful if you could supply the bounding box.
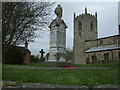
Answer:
[3,62,119,68]
[72,62,119,68]
[2,62,119,87]
[3,62,45,67]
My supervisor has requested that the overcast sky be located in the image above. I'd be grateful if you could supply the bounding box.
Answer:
[23,1,119,56]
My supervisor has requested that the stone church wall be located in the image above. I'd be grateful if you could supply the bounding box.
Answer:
[73,8,120,64]
[73,8,98,64]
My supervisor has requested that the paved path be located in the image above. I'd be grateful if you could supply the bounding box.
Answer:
[4,66,111,70]
[2,81,119,89]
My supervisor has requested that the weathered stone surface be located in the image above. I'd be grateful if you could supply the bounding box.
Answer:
[73,8,98,64]
[73,8,120,64]
[47,4,68,64]
[2,81,120,89]
[44,61,69,68]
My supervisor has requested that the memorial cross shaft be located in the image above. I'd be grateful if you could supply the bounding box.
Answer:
[39,49,45,61]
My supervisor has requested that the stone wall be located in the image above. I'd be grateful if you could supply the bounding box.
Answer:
[86,49,120,64]
[86,35,119,48]
[85,35,120,64]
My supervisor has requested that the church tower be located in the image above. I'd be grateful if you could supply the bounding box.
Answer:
[73,8,98,64]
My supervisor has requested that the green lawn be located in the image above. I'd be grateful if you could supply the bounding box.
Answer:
[3,62,119,68]
[2,62,120,87]
[72,62,119,68]
[3,62,45,67]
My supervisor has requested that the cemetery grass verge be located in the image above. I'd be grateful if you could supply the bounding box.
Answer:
[3,62,119,68]
[2,62,120,87]
[3,62,45,67]
[72,62,120,68]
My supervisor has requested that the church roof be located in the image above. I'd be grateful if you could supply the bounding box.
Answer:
[85,44,120,53]
[85,35,119,42]
[18,46,31,54]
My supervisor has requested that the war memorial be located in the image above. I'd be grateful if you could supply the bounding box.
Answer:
[45,5,69,67]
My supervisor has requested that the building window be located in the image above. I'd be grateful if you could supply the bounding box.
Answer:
[104,53,109,60]
[99,40,103,45]
[90,21,93,31]
[78,21,82,31]
[91,54,98,64]
[113,37,117,43]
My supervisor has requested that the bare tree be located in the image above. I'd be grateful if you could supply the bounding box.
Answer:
[2,2,55,54]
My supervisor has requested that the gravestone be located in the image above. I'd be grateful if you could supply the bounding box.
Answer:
[39,49,45,62]
[45,4,68,67]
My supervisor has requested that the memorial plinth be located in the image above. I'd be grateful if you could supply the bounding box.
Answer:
[45,4,68,67]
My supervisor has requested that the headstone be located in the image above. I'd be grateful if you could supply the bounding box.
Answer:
[45,4,68,67]
[39,49,45,61]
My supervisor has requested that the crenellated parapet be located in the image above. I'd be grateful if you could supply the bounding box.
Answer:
[74,7,97,21]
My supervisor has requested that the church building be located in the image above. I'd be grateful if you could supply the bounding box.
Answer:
[73,8,120,64]
[18,41,31,64]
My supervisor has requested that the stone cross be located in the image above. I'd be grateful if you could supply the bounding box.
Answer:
[39,49,45,61]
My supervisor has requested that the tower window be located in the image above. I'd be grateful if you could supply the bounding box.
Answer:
[78,21,82,31]
[90,21,93,31]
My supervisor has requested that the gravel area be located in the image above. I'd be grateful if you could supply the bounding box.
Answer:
[2,81,88,88]
[4,66,111,70]
[2,81,120,89]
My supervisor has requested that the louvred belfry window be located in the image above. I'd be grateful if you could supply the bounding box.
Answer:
[90,21,93,31]
[78,21,82,31]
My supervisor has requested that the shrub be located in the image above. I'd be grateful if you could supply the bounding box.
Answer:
[3,46,25,64]
[30,55,39,63]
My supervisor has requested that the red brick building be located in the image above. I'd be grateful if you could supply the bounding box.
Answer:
[18,41,31,64]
